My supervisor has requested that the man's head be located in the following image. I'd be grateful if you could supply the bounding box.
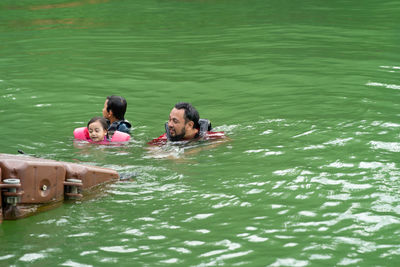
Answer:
[168,102,200,141]
[102,95,127,122]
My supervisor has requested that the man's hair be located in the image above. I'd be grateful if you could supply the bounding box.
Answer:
[174,102,200,129]
[106,95,127,120]
[87,116,109,130]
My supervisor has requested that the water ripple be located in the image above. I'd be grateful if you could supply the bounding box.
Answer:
[370,141,400,152]
[183,213,214,222]
[199,239,241,258]
[19,253,46,262]
[270,258,308,267]
[366,82,400,90]
[99,246,138,253]
[61,260,93,267]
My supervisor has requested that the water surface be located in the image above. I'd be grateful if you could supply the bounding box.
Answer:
[1,0,400,265]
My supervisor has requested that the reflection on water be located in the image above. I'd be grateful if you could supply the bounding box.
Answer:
[5,18,102,31]
[1,0,400,265]
[28,0,110,11]
[2,0,110,30]
[2,0,110,11]
[145,137,230,160]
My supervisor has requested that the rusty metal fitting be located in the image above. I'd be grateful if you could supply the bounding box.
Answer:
[64,178,83,199]
[2,178,21,206]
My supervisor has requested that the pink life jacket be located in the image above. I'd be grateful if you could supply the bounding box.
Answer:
[73,127,130,143]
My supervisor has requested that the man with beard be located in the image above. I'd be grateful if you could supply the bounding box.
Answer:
[167,102,201,141]
[148,102,225,145]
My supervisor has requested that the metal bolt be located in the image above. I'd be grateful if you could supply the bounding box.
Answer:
[66,178,81,194]
[3,178,20,205]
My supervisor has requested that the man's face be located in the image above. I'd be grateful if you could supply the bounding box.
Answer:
[102,99,110,118]
[168,108,187,141]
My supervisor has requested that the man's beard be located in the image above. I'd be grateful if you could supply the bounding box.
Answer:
[169,127,185,141]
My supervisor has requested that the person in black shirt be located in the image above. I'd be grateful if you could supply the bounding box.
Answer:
[102,95,131,136]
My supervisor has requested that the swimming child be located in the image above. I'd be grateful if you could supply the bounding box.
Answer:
[73,116,130,143]
[87,116,109,143]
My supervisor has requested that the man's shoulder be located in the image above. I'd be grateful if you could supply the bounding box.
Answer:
[116,120,132,134]
[148,133,167,145]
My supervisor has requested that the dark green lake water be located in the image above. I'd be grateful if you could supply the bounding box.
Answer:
[1,0,400,265]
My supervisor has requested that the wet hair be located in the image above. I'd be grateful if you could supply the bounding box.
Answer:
[106,95,127,120]
[87,116,109,130]
[174,102,200,129]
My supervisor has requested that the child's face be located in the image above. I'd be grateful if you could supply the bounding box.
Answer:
[88,121,107,142]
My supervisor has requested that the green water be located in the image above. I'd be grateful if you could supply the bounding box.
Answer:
[1,0,400,265]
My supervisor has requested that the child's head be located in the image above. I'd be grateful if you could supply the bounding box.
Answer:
[102,95,127,122]
[87,116,109,142]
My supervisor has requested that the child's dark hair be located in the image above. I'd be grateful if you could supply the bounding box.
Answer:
[87,116,109,130]
[106,95,127,120]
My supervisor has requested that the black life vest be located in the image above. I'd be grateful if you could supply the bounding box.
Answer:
[165,119,212,141]
[108,120,132,135]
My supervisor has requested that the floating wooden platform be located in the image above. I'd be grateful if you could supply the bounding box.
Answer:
[0,153,119,222]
